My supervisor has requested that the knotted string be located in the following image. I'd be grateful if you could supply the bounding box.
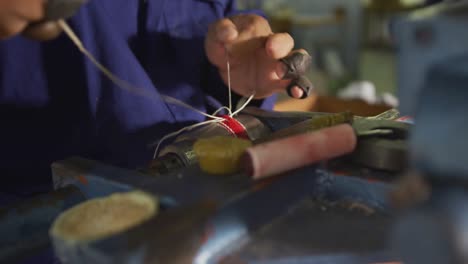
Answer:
[58,19,255,160]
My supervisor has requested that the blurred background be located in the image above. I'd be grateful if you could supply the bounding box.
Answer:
[237,0,429,116]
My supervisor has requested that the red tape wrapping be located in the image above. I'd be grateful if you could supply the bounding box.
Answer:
[218,115,250,140]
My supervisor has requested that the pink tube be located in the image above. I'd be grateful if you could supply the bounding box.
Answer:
[243,124,357,180]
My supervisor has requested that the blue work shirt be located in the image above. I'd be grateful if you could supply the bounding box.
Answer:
[0,0,274,200]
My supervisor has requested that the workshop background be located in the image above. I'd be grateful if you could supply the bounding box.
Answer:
[238,0,427,116]
[6,1,468,263]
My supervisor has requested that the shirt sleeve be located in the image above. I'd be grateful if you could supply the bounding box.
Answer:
[224,0,266,18]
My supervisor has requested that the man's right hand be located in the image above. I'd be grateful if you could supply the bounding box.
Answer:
[0,0,62,40]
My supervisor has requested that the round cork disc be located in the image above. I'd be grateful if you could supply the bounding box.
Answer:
[50,191,158,244]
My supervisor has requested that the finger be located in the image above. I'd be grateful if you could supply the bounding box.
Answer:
[265,33,294,59]
[0,15,28,39]
[23,21,62,41]
[230,14,272,38]
[205,18,239,69]
[0,0,46,39]
[9,0,45,22]
[289,86,305,99]
[275,61,288,80]
[215,18,238,44]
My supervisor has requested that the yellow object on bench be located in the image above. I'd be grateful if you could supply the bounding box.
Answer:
[194,136,252,175]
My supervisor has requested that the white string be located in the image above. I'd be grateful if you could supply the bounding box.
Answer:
[58,19,257,159]
[226,47,232,112]
[212,106,232,116]
[58,20,157,100]
[59,19,223,122]
[231,93,255,117]
[161,95,223,120]
[223,47,255,118]
[152,119,222,159]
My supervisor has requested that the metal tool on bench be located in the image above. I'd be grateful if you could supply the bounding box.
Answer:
[46,156,395,264]
[242,109,411,179]
[147,108,344,176]
[0,104,404,263]
[149,107,410,177]
[351,117,410,172]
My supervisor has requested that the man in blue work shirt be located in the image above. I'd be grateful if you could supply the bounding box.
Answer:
[0,0,304,204]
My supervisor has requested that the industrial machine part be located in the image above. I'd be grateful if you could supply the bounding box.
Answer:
[244,124,357,180]
[149,108,410,176]
[222,198,396,263]
[394,1,468,116]
[390,2,468,263]
[194,136,253,175]
[246,113,410,177]
[0,105,404,263]
[44,157,395,263]
[254,111,353,144]
[351,118,410,172]
[352,138,408,172]
[0,186,85,263]
[147,108,333,176]
[0,105,409,263]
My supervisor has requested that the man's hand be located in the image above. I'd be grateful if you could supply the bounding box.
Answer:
[205,14,311,99]
[0,0,62,40]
